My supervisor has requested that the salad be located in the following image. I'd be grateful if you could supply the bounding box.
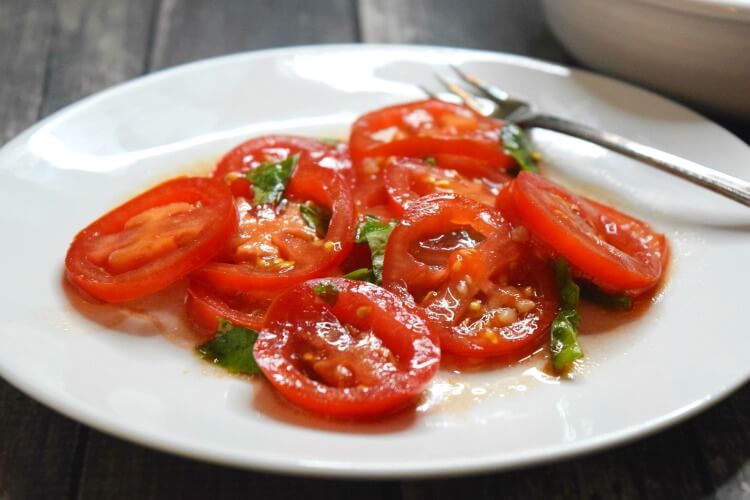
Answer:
[64,99,669,420]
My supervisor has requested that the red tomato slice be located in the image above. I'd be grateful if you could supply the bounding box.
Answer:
[510,172,668,293]
[213,134,353,187]
[349,99,515,168]
[65,177,236,303]
[382,193,557,358]
[421,252,558,358]
[194,156,356,290]
[253,278,440,419]
[382,193,520,297]
[185,281,278,335]
[383,157,501,215]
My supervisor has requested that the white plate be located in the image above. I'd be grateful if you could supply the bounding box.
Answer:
[1,45,748,478]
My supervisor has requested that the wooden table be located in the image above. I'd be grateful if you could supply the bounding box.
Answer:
[1,1,748,498]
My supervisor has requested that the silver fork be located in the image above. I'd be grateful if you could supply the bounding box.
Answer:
[432,66,750,208]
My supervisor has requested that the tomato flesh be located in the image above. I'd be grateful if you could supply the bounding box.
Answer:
[510,172,668,293]
[422,252,558,358]
[254,278,440,419]
[383,157,501,215]
[65,177,236,303]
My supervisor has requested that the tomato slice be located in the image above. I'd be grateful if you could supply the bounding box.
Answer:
[213,134,353,187]
[382,193,519,296]
[383,157,502,215]
[382,193,557,358]
[194,155,356,290]
[421,252,558,358]
[349,99,515,169]
[253,278,440,419]
[510,172,668,293]
[65,177,236,303]
[185,281,278,335]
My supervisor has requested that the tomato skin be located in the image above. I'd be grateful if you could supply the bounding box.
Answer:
[213,134,353,184]
[349,99,515,169]
[65,177,236,303]
[253,278,440,419]
[185,281,277,335]
[432,154,513,184]
[194,156,356,290]
[511,172,668,293]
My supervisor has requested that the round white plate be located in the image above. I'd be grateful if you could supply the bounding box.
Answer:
[1,45,748,478]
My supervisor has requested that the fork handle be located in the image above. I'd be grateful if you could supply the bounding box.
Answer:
[519,114,750,208]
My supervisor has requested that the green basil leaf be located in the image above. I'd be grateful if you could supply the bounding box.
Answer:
[550,258,584,371]
[342,268,376,283]
[246,153,298,205]
[580,282,634,310]
[355,215,397,285]
[501,124,538,173]
[299,201,331,238]
[196,319,260,375]
[312,281,339,305]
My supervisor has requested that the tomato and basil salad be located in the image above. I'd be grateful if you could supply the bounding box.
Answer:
[65,99,669,420]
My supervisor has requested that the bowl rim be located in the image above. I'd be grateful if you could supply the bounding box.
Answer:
[641,0,750,22]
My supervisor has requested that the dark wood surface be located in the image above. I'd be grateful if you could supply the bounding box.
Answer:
[1,1,748,498]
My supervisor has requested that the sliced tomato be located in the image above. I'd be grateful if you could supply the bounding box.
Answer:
[349,99,515,169]
[65,177,236,303]
[194,156,356,290]
[213,134,353,187]
[253,278,440,419]
[185,281,278,335]
[509,172,668,293]
[382,193,557,358]
[382,193,519,296]
[420,252,558,358]
[383,157,501,215]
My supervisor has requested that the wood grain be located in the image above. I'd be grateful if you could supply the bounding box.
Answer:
[39,0,156,116]
[149,0,358,70]
[358,0,568,63]
[77,431,400,500]
[0,0,54,144]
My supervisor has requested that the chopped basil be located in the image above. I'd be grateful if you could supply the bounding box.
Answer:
[299,201,331,238]
[424,156,437,166]
[312,281,339,305]
[580,282,634,310]
[550,259,585,371]
[501,124,538,173]
[196,319,260,375]
[246,153,298,205]
[342,267,376,283]
[355,215,397,285]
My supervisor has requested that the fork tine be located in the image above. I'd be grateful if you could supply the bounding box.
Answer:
[450,65,511,104]
[433,73,487,116]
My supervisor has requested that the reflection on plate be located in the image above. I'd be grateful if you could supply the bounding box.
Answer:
[0,45,748,478]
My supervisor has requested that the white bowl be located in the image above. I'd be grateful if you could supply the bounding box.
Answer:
[542,0,750,118]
